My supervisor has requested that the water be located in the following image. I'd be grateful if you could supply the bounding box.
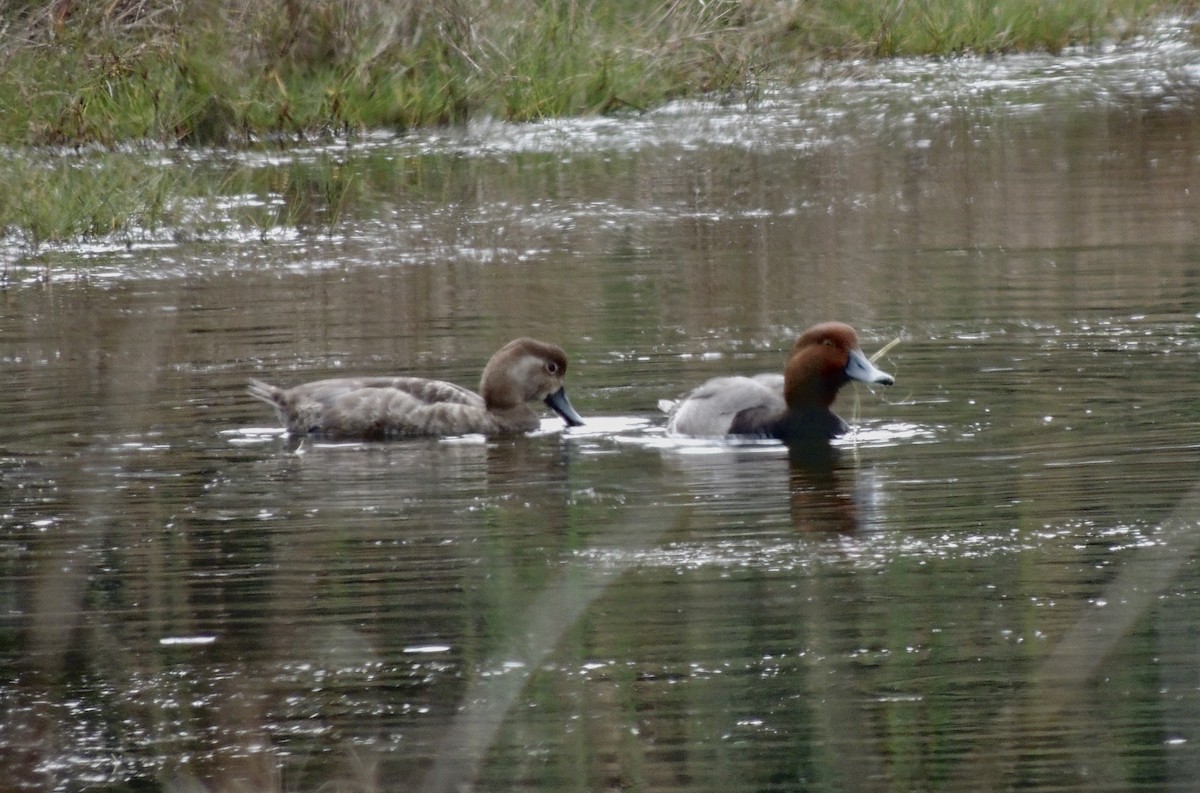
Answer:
[3,22,1200,792]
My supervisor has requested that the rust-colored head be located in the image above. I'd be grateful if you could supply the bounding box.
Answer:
[783,322,894,410]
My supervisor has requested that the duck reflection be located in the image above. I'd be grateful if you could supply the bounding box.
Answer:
[652,435,883,534]
[787,441,864,533]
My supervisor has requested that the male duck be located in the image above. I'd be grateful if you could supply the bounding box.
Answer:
[660,322,894,442]
[249,337,584,440]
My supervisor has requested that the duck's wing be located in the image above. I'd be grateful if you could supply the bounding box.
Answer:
[293,377,483,408]
[322,390,499,438]
[260,377,492,438]
[665,376,786,437]
[659,373,783,415]
[749,373,785,394]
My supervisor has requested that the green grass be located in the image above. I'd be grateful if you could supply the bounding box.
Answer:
[1,0,1186,147]
[791,0,1171,57]
[1,154,176,248]
[0,148,358,256]
[0,0,1193,252]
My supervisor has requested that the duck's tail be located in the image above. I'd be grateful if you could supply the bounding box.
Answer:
[247,379,283,410]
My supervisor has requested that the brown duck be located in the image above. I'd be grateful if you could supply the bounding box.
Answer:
[249,337,584,440]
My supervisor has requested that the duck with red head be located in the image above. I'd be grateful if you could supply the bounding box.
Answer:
[660,322,894,443]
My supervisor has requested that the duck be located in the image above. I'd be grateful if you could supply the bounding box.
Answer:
[249,337,585,440]
[659,322,894,442]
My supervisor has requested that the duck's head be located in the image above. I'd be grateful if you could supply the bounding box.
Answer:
[783,322,894,410]
[480,337,585,427]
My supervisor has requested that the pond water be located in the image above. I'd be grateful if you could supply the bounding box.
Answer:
[4,22,1200,793]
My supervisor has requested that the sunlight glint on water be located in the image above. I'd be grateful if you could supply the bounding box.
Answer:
[2,22,1200,793]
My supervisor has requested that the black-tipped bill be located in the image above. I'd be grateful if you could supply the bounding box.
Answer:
[845,348,895,386]
[544,386,585,427]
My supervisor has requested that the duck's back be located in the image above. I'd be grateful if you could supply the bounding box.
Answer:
[250,376,526,439]
[665,376,787,437]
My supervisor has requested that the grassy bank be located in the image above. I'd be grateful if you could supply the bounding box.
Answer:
[0,0,1193,255]
[0,0,1188,147]
[0,148,354,255]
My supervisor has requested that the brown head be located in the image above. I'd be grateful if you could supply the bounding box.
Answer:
[479,337,584,426]
[783,322,894,410]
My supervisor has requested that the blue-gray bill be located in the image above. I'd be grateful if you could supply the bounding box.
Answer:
[545,387,585,426]
[845,348,894,386]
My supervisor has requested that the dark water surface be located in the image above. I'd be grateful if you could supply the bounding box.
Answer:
[4,23,1200,793]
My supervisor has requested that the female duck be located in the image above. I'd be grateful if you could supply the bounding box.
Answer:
[661,322,893,442]
[249,337,584,440]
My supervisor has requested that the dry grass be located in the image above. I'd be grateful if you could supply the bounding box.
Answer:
[0,0,1186,146]
[0,0,1191,251]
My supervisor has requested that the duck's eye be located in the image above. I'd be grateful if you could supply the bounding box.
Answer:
[546,361,560,374]
[822,338,834,348]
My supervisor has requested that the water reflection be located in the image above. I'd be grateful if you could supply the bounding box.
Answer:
[643,436,882,534]
[4,24,1200,793]
[788,443,860,533]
